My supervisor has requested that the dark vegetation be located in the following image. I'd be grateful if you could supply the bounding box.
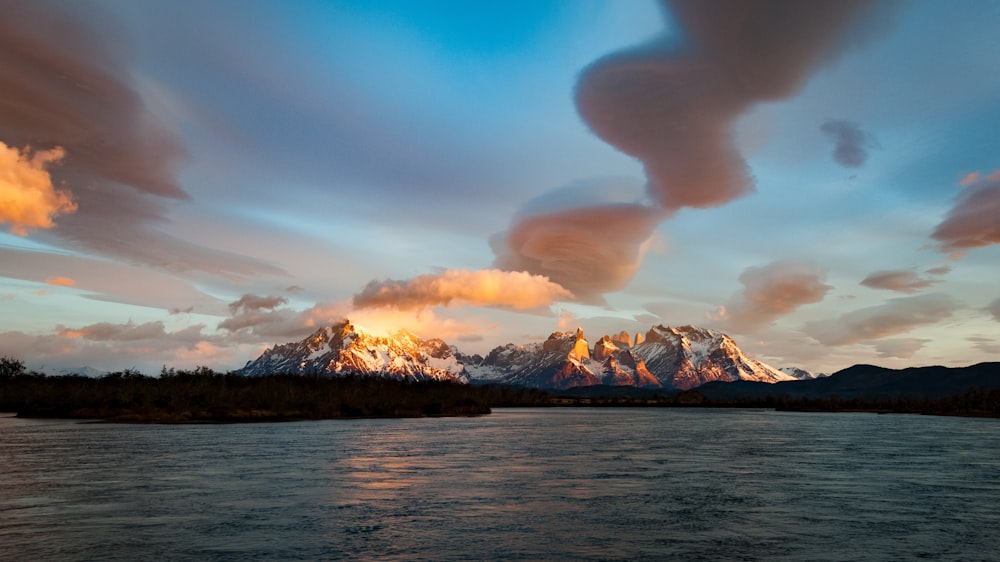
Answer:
[2,357,998,421]
[0,358,545,422]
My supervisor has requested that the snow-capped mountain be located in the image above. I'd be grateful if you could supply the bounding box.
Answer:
[465,325,789,390]
[237,320,791,391]
[630,325,794,390]
[238,320,468,382]
[463,328,659,390]
[779,367,827,380]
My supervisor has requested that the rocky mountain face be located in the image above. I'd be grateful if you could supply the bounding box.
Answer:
[468,324,793,390]
[238,320,468,382]
[463,328,660,390]
[238,320,792,390]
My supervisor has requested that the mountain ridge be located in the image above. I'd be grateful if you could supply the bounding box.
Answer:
[240,320,796,390]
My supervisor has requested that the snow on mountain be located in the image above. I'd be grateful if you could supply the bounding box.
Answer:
[466,324,792,390]
[237,320,793,391]
[238,320,468,382]
[780,367,827,380]
[631,325,794,390]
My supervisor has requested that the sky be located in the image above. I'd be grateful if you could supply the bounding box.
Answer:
[1,0,999,375]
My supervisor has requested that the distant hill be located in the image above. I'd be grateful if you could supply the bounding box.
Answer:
[697,362,1000,401]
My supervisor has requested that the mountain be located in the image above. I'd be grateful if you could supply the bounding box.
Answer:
[238,320,468,382]
[465,325,792,391]
[51,366,106,378]
[780,367,826,380]
[238,321,791,391]
[697,362,1000,401]
[630,325,793,390]
[464,328,660,390]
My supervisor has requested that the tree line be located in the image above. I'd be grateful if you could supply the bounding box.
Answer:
[0,357,547,422]
[2,356,996,420]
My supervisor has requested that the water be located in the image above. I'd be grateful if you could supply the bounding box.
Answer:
[1,409,998,561]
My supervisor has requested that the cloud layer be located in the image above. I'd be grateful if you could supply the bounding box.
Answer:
[717,260,831,332]
[860,269,939,294]
[932,170,1000,252]
[353,269,572,311]
[0,0,285,281]
[0,143,76,235]
[805,293,957,346]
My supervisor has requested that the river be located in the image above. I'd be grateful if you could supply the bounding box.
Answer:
[1,408,998,561]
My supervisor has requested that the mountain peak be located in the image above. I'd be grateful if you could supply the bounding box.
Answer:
[239,320,467,382]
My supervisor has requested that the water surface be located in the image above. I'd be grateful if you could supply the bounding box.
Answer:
[1,409,998,561]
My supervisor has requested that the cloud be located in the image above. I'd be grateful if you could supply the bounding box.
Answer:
[926,265,951,276]
[820,119,879,168]
[931,170,1000,252]
[967,336,1000,354]
[860,269,939,294]
[575,0,882,211]
[987,297,1000,322]
[718,260,831,332]
[0,143,76,235]
[872,338,930,359]
[0,1,186,200]
[805,293,958,346]
[0,323,232,373]
[57,320,193,342]
[0,1,286,281]
[491,0,886,302]
[353,269,572,311]
[44,276,77,288]
[492,201,662,302]
[228,294,289,314]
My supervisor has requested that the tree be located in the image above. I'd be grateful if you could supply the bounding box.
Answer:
[0,356,25,379]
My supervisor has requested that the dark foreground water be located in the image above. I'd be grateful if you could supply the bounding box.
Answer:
[1,409,998,561]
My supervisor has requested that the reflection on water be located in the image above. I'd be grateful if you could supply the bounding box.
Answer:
[1,410,999,561]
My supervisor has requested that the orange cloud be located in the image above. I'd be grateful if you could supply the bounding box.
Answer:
[0,142,76,236]
[45,276,77,287]
[719,260,831,333]
[959,172,980,186]
[353,269,573,311]
[932,169,1000,252]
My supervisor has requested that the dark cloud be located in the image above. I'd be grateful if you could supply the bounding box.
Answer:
[873,338,929,358]
[931,171,1000,252]
[860,269,939,294]
[716,260,831,333]
[821,119,879,168]
[228,294,289,314]
[805,293,958,346]
[575,0,880,211]
[0,0,285,280]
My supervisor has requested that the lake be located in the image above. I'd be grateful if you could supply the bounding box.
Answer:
[1,408,998,561]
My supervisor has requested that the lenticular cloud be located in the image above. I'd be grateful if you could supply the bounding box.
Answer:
[352,269,573,311]
[491,0,882,301]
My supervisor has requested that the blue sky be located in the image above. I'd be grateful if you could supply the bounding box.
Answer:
[1,0,999,374]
